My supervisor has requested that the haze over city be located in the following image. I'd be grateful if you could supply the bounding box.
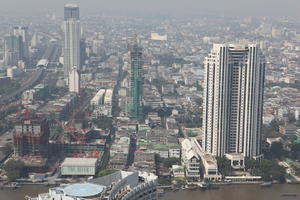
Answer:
[0,1,299,200]
[0,0,300,16]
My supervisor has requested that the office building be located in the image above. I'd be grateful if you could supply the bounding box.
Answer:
[202,44,265,160]
[13,26,29,61]
[4,35,23,66]
[64,4,81,79]
[68,66,80,93]
[64,4,79,20]
[129,41,143,119]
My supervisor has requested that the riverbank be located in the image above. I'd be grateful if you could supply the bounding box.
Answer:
[0,184,49,200]
[0,182,299,200]
[160,184,300,200]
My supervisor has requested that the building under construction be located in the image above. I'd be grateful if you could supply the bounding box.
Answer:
[129,41,143,119]
[49,122,110,156]
[13,112,50,157]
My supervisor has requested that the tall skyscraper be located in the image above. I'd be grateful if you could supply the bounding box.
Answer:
[202,44,265,159]
[69,66,80,94]
[64,4,81,79]
[64,4,80,20]
[129,41,143,119]
[13,26,29,61]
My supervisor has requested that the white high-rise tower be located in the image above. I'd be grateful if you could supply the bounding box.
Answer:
[64,4,81,80]
[69,66,80,94]
[202,44,265,159]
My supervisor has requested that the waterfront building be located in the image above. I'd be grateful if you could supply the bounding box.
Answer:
[172,165,185,178]
[64,4,81,79]
[202,44,265,160]
[129,41,143,119]
[181,138,201,180]
[61,157,99,176]
[30,171,158,200]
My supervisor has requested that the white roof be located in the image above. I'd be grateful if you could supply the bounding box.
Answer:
[181,138,192,151]
[65,4,78,8]
[186,149,198,160]
[61,158,97,166]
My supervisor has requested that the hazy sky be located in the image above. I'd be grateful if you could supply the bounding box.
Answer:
[0,0,299,17]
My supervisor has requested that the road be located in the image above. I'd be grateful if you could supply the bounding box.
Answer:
[0,131,13,148]
[0,69,44,104]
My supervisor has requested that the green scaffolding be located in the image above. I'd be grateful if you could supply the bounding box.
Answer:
[129,44,143,119]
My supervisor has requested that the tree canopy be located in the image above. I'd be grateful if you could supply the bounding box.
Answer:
[3,160,26,181]
[246,159,286,183]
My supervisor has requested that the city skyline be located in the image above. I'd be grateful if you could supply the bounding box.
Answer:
[0,1,299,200]
[0,0,299,17]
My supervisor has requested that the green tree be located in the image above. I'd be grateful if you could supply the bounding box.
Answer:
[270,142,283,159]
[262,121,281,138]
[97,169,116,177]
[216,156,232,177]
[291,143,300,160]
[163,158,181,168]
[158,177,172,185]
[3,160,26,181]
[92,117,113,130]
[246,159,286,183]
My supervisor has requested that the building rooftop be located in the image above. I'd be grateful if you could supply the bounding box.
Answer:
[61,157,98,166]
[65,3,78,8]
[63,183,104,198]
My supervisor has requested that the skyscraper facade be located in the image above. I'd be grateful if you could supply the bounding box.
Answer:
[64,4,81,79]
[4,35,23,66]
[129,43,143,119]
[202,44,265,159]
[13,26,29,61]
[64,4,80,20]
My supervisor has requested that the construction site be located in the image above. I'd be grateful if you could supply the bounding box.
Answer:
[129,41,143,119]
[11,111,50,171]
[13,110,50,158]
[10,88,111,173]
[49,121,110,157]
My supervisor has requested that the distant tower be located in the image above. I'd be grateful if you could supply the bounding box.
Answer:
[202,43,265,159]
[64,4,81,80]
[4,35,23,66]
[13,26,29,61]
[129,38,143,119]
[64,4,79,20]
[69,66,80,94]
[31,32,39,48]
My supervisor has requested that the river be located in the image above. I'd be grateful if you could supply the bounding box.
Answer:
[160,184,300,200]
[0,184,299,200]
[0,185,49,200]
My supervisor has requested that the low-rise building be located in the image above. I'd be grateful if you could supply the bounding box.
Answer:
[61,157,99,176]
[172,165,185,178]
[181,138,201,180]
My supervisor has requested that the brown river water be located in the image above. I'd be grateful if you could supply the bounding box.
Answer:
[0,184,299,200]
[160,184,300,200]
